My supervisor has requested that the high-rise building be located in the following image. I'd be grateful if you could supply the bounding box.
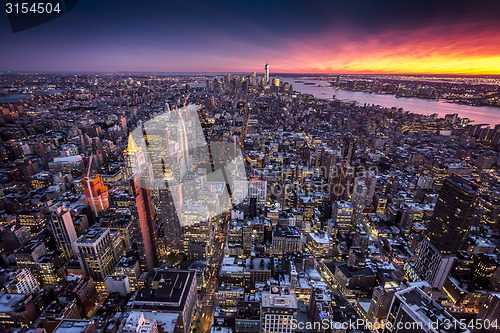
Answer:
[351,177,368,224]
[129,176,158,274]
[264,63,269,85]
[7,269,40,294]
[157,180,183,253]
[75,227,116,290]
[49,204,78,259]
[477,293,500,333]
[121,312,158,333]
[331,200,353,234]
[383,286,468,333]
[415,176,478,289]
[367,285,398,325]
[261,286,297,333]
[308,283,335,333]
[16,210,45,233]
[234,178,267,207]
[414,239,456,289]
[426,175,478,254]
[81,174,109,216]
[124,133,150,181]
[115,256,141,292]
[129,270,197,333]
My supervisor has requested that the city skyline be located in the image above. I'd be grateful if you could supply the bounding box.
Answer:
[1,0,500,74]
[0,1,500,332]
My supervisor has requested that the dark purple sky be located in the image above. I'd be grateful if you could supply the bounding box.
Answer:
[1,0,500,73]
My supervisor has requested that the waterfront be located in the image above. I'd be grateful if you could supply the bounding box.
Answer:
[281,78,500,126]
[0,89,64,103]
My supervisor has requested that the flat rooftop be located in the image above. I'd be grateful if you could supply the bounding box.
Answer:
[132,270,195,312]
[53,320,93,333]
[76,227,109,245]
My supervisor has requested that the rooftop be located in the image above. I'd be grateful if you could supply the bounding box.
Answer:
[53,320,94,333]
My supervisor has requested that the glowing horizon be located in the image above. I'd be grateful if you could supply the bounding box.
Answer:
[1,1,499,75]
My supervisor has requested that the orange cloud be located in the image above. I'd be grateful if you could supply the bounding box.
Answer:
[269,24,500,74]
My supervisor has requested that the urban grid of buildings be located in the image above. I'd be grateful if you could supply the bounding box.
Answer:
[0,65,499,333]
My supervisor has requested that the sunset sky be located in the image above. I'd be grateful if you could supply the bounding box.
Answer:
[1,0,500,74]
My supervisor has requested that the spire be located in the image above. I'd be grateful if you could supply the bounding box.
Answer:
[126,132,140,154]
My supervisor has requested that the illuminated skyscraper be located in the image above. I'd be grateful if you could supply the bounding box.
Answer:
[264,62,269,84]
[75,227,116,291]
[415,175,478,288]
[124,132,150,182]
[49,204,78,259]
[129,176,158,274]
[251,72,257,86]
[427,175,477,254]
[384,286,467,333]
[81,174,109,216]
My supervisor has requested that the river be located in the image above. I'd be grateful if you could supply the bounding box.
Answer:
[0,89,65,103]
[280,78,500,126]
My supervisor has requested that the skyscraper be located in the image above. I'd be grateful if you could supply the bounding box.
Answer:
[129,176,158,274]
[415,175,478,288]
[75,227,116,290]
[426,175,477,254]
[124,132,150,181]
[383,286,467,333]
[265,62,269,85]
[49,204,78,259]
[261,286,297,333]
[81,174,109,216]
[158,179,183,253]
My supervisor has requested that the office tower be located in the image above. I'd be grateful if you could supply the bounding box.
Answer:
[49,204,78,259]
[182,203,212,260]
[271,225,302,255]
[308,283,335,333]
[81,174,109,216]
[331,200,353,234]
[124,133,149,181]
[351,177,368,224]
[251,71,257,86]
[75,227,116,290]
[261,286,298,333]
[367,285,398,325]
[129,270,197,333]
[141,123,172,180]
[477,294,500,333]
[233,178,267,207]
[115,256,141,291]
[16,210,45,233]
[129,176,158,274]
[7,269,40,294]
[265,62,269,84]
[120,113,127,133]
[415,176,478,289]
[157,180,183,252]
[306,231,333,257]
[14,239,47,272]
[427,175,478,254]
[383,286,467,333]
[414,239,456,289]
